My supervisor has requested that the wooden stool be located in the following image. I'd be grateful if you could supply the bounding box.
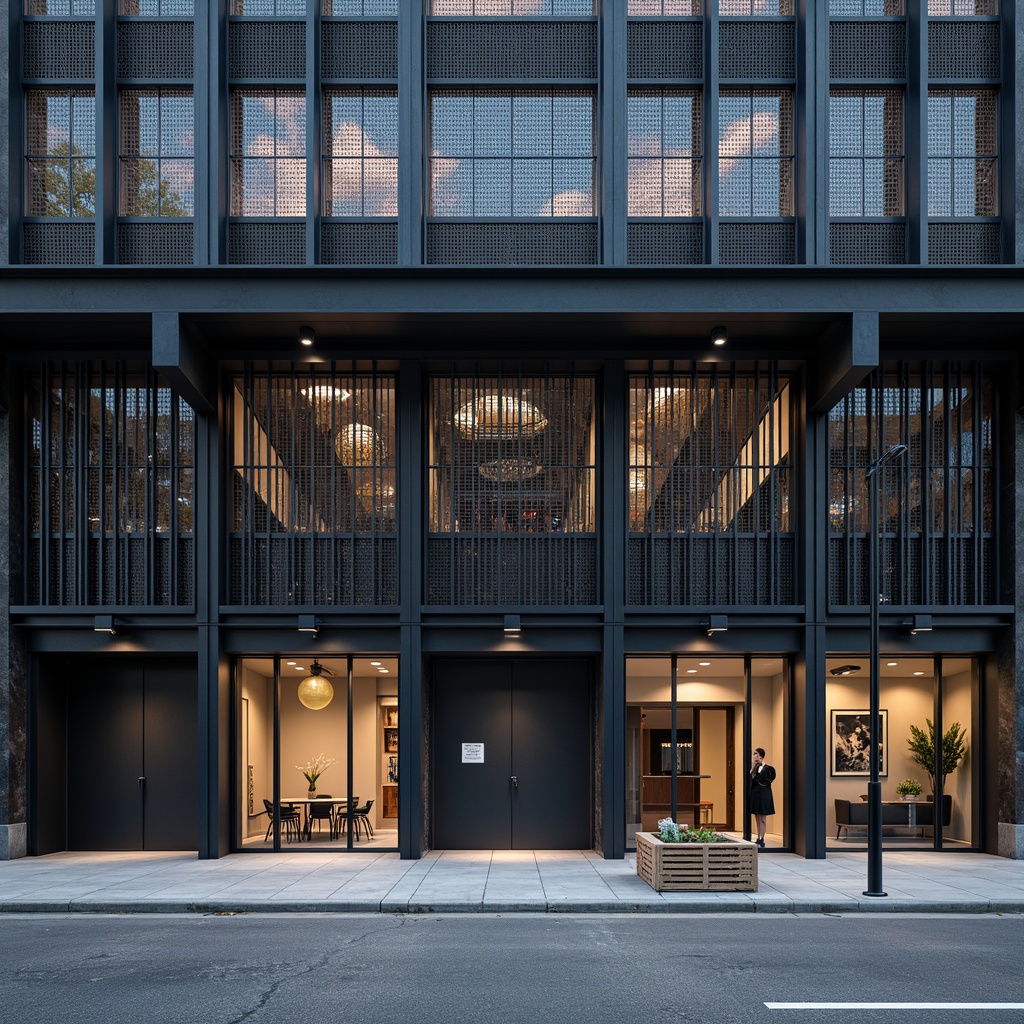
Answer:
[699,801,714,825]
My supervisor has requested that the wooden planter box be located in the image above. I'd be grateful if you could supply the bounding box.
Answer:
[635,832,758,892]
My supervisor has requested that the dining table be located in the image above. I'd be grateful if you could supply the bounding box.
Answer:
[281,796,355,840]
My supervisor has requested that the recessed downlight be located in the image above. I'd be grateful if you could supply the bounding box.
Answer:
[687,669,697,674]
[699,661,711,667]
[913,671,925,676]
[887,661,898,667]
[370,661,382,667]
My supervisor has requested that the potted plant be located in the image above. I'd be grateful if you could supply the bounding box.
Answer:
[907,720,967,795]
[895,778,923,800]
[635,818,758,892]
[295,752,336,796]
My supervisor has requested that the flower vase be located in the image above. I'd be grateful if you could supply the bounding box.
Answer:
[308,786,316,797]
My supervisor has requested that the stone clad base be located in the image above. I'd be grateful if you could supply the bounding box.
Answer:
[997,822,1024,859]
[0,824,27,860]
[636,831,758,891]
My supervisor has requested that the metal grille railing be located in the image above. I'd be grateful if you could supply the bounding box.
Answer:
[229,363,398,607]
[827,362,997,607]
[27,361,195,607]
[427,369,597,606]
[626,363,794,607]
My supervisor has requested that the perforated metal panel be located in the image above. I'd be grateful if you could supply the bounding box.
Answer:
[718,222,795,263]
[23,222,95,264]
[27,1,97,12]
[117,21,194,78]
[627,21,702,79]
[229,21,306,79]
[426,222,598,264]
[927,222,1000,264]
[118,1,195,12]
[628,0,702,11]
[23,21,96,79]
[627,223,703,264]
[927,0,997,12]
[718,21,795,79]
[430,0,593,12]
[229,222,307,263]
[928,22,999,79]
[322,21,398,79]
[324,0,399,12]
[829,222,905,263]
[231,0,305,13]
[829,0,903,13]
[829,21,906,79]
[426,21,597,79]
[720,0,793,11]
[117,222,194,263]
[321,222,398,263]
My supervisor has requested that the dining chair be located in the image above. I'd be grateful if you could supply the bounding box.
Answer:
[331,797,359,840]
[262,798,302,843]
[307,795,335,839]
[351,798,375,840]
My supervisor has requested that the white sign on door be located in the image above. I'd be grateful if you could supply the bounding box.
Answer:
[462,743,484,763]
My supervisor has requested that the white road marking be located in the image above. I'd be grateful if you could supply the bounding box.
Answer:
[766,1004,1024,1011]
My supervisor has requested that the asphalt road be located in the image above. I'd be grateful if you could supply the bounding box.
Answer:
[0,913,1021,1024]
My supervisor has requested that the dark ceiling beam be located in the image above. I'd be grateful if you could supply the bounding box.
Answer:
[807,311,879,414]
[152,312,215,414]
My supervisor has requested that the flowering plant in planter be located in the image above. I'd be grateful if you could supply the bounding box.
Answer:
[656,817,728,844]
[296,752,336,791]
[895,778,923,798]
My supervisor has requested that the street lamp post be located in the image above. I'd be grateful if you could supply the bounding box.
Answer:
[863,443,908,898]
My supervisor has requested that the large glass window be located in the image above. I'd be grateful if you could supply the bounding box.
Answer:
[628,90,702,218]
[430,0,593,13]
[718,89,793,217]
[928,0,997,14]
[231,0,306,13]
[720,0,792,13]
[119,0,194,13]
[26,89,96,218]
[829,89,904,218]
[26,1,96,12]
[322,89,398,217]
[829,0,904,13]
[429,90,595,218]
[119,89,194,218]
[628,0,701,12]
[230,89,306,217]
[324,1,398,12]
[927,89,997,218]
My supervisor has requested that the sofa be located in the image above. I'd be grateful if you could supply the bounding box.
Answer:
[834,795,952,839]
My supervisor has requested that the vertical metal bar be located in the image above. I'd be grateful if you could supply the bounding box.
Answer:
[306,1,320,265]
[399,0,425,265]
[933,651,943,851]
[272,653,281,851]
[707,0,719,263]
[743,652,751,842]
[346,653,354,850]
[670,653,678,823]
[602,0,627,265]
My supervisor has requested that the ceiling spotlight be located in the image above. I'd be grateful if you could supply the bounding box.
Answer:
[829,664,862,676]
[706,614,728,636]
[711,325,728,347]
[298,614,319,636]
[93,614,118,636]
[909,614,933,636]
[504,614,522,637]
[298,325,316,348]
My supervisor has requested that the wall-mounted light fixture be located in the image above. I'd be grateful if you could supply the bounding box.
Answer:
[94,614,118,636]
[298,325,316,348]
[298,614,320,637]
[711,325,728,347]
[909,614,933,636]
[297,660,334,710]
[829,664,862,676]
[706,614,728,636]
[503,614,522,637]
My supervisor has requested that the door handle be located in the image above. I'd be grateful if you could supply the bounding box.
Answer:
[510,776,518,788]
[138,777,146,788]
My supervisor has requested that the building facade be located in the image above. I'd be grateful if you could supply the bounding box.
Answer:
[1,0,1023,861]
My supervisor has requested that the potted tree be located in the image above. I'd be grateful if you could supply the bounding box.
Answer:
[907,719,967,796]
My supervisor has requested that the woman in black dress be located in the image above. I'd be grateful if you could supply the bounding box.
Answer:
[749,747,776,848]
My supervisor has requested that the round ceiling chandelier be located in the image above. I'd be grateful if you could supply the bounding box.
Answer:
[336,423,384,466]
[297,661,334,710]
[454,394,548,440]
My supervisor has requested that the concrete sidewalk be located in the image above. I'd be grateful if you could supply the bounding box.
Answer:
[1,848,1024,914]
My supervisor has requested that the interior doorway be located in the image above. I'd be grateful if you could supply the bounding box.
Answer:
[431,659,593,850]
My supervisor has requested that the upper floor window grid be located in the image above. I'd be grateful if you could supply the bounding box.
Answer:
[231,0,306,15]
[323,89,398,217]
[628,90,702,217]
[429,1,594,13]
[429,90,595,218]
[324,1,398,12]
[26,89,97,219]
[718,89,794,217]
[927,0,997,14]
[119,90,194,218]
[927,89,997,218]
[720,0,793,14]
[118,0,194,13]
[628,0,701,13]
[829,89,904,217]
[26,1,95,13]
[230,89,306,217]
[828,1,904,14]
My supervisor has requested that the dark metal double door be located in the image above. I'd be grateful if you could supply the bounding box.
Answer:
[432,659,592,850]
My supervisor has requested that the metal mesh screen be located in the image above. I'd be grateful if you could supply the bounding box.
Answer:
[230,89,307,216]
[927,89,996,218]
[427,370,597,606]
[26,89,97,218]
[718,222,795,263]
[118,1,195,12]
[117,21,194,78]
[323,89,398,216]
[23,222,95,263]
[829,89,904,217]
[718,21,795,80]
[26,1,96,12]
[26,362,196,607]
[628,90,702,217]
[116,221,194,263]
[119,89,195,217]
[229,21,306,79]
[228,221,307,263]
[627,222,703,264]
[429,1,593,12]
[927,222,1000,264]
[928,22,1000,79]
[829,222,905,263]
[718,89,793,217]
[426,21,597,79]
[23,21,96,78]
[627,0,702,11]
[827,363,997,607]
[627,365,794,606]
[829,22,906,79]
[322,21,398,79]
[627,21,703,79]
[927,1,998,14]
[426,222,598,264]
[719,0,793,14]
[829,0,904,13]
[229,364,397,607]
[429,90,595,217]
[323,1,399,12]
[231,0,306,13]
[321,222,398,263]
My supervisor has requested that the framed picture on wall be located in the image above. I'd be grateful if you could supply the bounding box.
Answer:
[382,706,398,728]
[384,727,398,753]
[831,709,888,777]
